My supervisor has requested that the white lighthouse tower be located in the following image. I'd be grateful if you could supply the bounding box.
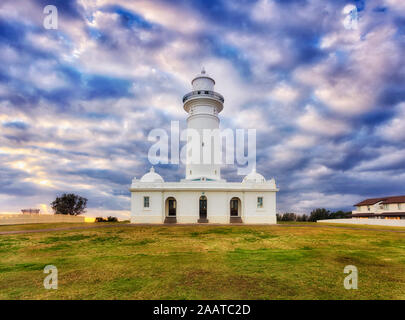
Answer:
[130,68,279,225]
[182,68,224,181]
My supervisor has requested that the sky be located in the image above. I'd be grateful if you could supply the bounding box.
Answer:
[0,0,404,218]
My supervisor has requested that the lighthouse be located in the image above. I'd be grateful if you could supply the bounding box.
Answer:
[182,68,224,181]
[130,68,278,225]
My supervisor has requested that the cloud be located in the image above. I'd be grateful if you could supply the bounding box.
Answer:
[297,105,349,136]
[376,103,405,142]
[0,0,404,217]
[287,192,361,214]
[271,82,300,104]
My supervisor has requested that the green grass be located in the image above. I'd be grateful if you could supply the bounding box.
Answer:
[0,223,404,299]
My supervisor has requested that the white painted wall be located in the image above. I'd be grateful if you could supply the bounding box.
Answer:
[131,191,163,223]
[130,190,277,224]
[317,218,405,227]
[243,192,277,224]
[174,192,199,223]
[186,112,221,181]
[205,191,229,223]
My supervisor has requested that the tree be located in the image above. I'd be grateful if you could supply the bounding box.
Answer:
[330,210,351,219]
[281,213,297,221]
[296,214,308,222]
[309,208,331,222]
[277,213,310,222]
[51,193,87,215]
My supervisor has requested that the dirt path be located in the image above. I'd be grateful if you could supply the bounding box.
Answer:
[1,222,405,235]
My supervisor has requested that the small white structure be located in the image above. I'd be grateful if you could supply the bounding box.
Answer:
[21,209,40,215]
[130,69,279,224]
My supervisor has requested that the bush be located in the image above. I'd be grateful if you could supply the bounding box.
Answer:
[95,216,118,222]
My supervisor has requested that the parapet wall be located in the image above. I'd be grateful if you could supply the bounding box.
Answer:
[317,218,405,227]
[0,214,87,225]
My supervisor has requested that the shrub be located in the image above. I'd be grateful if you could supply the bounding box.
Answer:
[95,216,118,222]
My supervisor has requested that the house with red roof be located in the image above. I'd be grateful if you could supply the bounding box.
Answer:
[351,195,405,219]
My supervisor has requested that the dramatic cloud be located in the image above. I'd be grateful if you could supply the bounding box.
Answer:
[0,0,404,217]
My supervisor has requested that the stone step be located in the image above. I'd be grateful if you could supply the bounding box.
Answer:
[230,217,243,223]
[197,218,209,223]
[164,217,177,224]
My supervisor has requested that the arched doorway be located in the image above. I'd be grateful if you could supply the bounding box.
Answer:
[198,195,208,223]
[230,197,240,216]
[164,197,177,224]
[230,197,242,223]
[166,197,177,216]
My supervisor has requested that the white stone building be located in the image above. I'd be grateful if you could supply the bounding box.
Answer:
[130,69,278,224]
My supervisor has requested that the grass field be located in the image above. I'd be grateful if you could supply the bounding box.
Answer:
[0,223,404,299]
[0,221,125,232]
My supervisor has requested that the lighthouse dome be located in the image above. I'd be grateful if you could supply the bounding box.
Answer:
[243,168,266,183]
[140,167,164,182]
[191,67,215,91]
